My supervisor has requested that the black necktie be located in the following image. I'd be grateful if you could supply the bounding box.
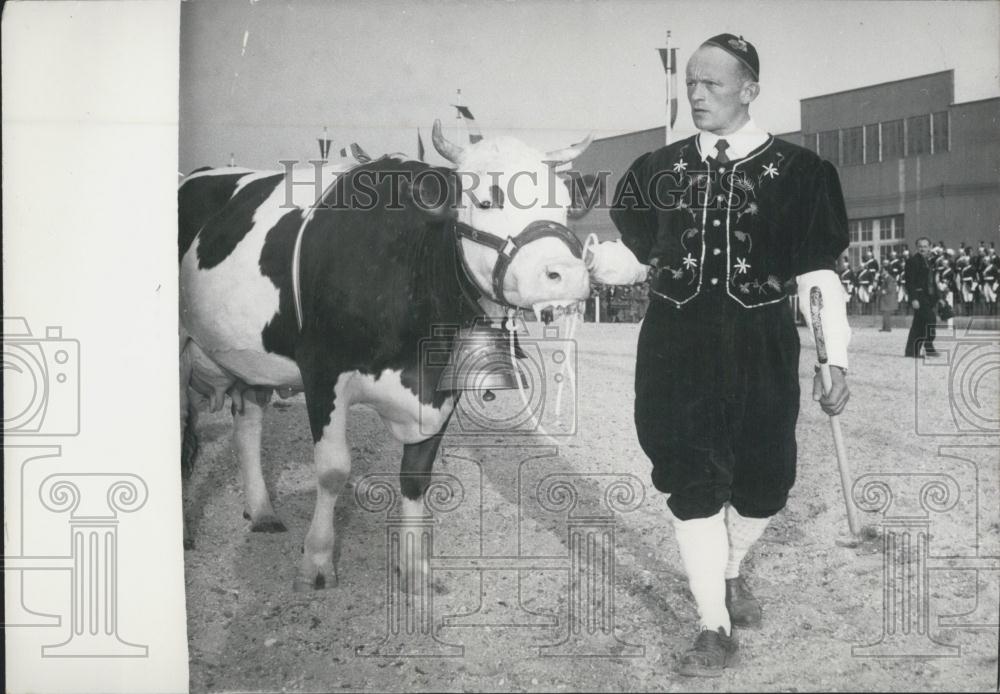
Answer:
[715,139,731,164]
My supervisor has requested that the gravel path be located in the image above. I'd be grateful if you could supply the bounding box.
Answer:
[183,321,999,692]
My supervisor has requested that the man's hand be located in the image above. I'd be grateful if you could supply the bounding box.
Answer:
[812,365,849,416]
[911,299,920,310]
[586,240,648,285]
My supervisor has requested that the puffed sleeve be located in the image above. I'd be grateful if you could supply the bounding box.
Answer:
[609,151,657,264]
[793,159,849,275]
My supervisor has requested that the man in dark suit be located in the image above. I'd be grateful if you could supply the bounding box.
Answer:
[904,237,938,357]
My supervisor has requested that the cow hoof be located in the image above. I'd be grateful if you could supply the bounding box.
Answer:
[244,512,287,533]
[251,518,288,533]
[182,520,195,550]
[292,569,338,592]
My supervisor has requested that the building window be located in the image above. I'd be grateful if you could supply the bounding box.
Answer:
[818,130,840,164]
[932,111,949,153]
[860,219,873,242]
[848,214,905,265]
[907,114,931,156]
[864,123,880,163]
[879,219,893,241]
[878,216,904,241]
[842,126,863,166]
[882,119,904,160]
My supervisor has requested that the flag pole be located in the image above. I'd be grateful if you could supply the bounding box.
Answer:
[665,30,673,145]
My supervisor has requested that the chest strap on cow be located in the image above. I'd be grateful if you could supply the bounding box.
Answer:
[452,219,583,307]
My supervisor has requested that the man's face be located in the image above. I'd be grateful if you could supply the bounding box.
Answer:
[686,46,757,135]
[916,240,932,257]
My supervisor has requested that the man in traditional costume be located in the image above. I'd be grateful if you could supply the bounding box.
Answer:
[588,33,850,676]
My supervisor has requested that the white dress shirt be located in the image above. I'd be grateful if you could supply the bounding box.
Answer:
[698,118,769,161]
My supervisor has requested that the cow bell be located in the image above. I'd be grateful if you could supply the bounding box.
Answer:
[436,324,527,396]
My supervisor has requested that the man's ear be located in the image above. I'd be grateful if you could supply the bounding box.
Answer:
[741,81,760,105]
[405,167,459,219]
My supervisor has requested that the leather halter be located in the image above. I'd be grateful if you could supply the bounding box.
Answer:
[452,218,584,307]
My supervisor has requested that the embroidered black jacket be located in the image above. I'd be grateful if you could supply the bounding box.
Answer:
[610,135,848,308]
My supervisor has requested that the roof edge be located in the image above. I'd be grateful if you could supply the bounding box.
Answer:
[800,69,954,103]
[950,95,1000,108]
[591,125,665,144]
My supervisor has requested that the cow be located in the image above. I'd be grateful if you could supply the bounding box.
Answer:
[178,120,592,591]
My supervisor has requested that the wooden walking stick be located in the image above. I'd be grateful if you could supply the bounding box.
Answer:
[809,286,862,539]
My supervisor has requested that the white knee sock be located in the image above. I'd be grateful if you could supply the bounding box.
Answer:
[671,508,731,634]
[724,505,771,580]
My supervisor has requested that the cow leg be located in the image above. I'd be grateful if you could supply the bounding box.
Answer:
[397,432,447,595]
[294,399,350,592]
[180,387,200,550]
[233,386,286,533]
[179,338,200,549]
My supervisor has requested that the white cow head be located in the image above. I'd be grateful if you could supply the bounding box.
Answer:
[431,120,593,312]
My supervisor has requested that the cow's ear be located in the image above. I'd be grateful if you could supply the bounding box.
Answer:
[405,167,458,220]
[563,172,602,221]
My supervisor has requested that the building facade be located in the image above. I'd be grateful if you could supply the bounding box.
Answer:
[570,71,1000,267]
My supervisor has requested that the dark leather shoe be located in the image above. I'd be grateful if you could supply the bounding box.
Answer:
[726,576,762,627]
[677,627,738,677]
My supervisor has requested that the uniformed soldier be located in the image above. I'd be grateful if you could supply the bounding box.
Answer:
[958,255,979,316]
[887,250,902,279]
[937,256,956,328]
[588,33,850,676]
[898,248,911,311]
[863,249,880,274]
[839,257,856,311]
[981,250,999,315]
[877,266,898,331]
[856,250,878,315]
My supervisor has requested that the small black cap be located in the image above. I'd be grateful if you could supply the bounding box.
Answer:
[701,33,759,80]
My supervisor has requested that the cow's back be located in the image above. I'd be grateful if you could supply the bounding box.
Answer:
[178,168,258,262]
[178,166,315,387]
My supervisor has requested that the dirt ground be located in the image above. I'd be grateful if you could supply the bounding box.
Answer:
[183,319,999,693]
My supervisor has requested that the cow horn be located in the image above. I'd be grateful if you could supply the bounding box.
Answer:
[545,133,594,166]
[350,142,372,163]
[432,119,464,163]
